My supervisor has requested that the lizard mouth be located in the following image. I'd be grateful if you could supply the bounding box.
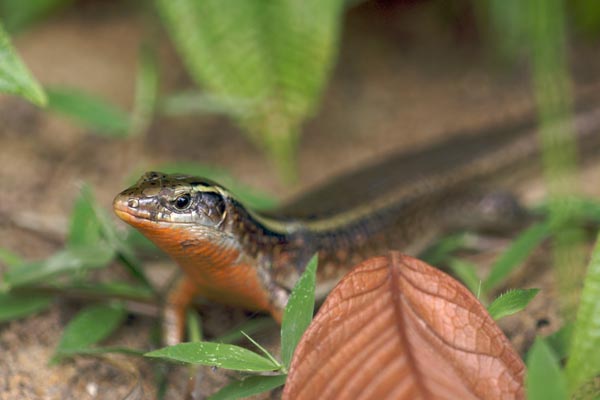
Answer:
[112,192,158,225]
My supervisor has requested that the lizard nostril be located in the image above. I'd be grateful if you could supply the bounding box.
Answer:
[127,198,139,208]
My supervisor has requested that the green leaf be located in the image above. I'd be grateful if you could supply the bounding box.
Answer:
[54,303,127,360]
[156,0,345,180]
[48,281,154,302]
[447,258,481,297]
[546,323,573,361]
[150,162,278,211]
[46,86,130,136]
[161,91,253,117]
[0,0,72,33]
[0,248,23,267]
[55,346,145,357]
[484,221,550,292]
[145,342,279,372]
[241,332,282,371]
[208,374,287,400]
[186,309,203,343]
[526,338,568,400]
[0,22,46,106]
[566,232,600,394]
[487,288,540,320]
[94,205,154,291]
[129,44,158,136]
[420,233,471,265]
[67,184,102,248]
[3,244,115,288]
[0,292,52,321]
[281,253,318,368]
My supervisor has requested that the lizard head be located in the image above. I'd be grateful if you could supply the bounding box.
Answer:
[113,171,232,237]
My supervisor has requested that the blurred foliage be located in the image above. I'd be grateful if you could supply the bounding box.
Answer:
[0,0,71,33]
[3,0,600,181]
[0,21,46,106]
[155,0,346,181]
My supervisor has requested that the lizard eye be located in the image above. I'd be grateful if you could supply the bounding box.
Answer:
[174,194,191,210]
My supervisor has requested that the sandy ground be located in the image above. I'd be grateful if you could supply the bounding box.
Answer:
[1,1,600,399]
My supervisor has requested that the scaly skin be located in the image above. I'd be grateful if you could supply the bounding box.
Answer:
[113,100,600,344]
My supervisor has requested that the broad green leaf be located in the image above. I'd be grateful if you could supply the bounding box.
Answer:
[145,342,279,372]
[281,253,318,368]
[566,233,600,394]
[0,0,72,32]
[484,221,550,292]
[129,44,158,136]
[0,22,46,106]
[447,258,481,297]
[46,86,130,136]
[0,292,52,321]
[526,338,567,400]
[54,303,127,359]
[209,374,287,400]
[156,0,345,179]
[488,288,540,320]
[3,244,114,288]
[67,184,102,248]
[149,162,278,211]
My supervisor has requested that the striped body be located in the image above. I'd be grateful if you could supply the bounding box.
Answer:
[113,100,600,343]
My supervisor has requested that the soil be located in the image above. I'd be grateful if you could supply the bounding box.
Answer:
[1,1,600,399]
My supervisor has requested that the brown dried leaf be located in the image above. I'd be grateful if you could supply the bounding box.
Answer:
[282,251,525,400]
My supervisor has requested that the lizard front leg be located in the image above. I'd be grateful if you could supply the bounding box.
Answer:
[163,276,200,346]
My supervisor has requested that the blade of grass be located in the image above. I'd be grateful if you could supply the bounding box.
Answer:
[546,323,573,361]
[145,342,279,372]
[240,332,282,372]
[53,302,127,361]
[186,309,203,342]
[3,244,115,289]
[46,86,130,136]
[526,337,567,400]
[447,258,482,297]
[160,91,253,117]
[0,248,23,267]
[280,253,318,368]
[129,43,158,136]
[487,288,540,320]
[0,0,72,33]
[56,346,146,357]
[208,374,287,400]
[0,292,53,321]
[215,317,277,344]
[0,22,46,106]
[420,233,471,265]
[95,205,155,291]
[565,232,600,394]
[43,281,154,303]
[483,221,550,292]
[67,184,102,248]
